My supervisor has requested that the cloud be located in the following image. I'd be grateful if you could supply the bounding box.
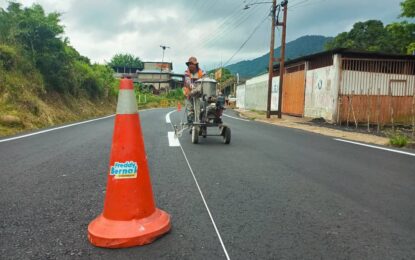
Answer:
[2,0,405,73]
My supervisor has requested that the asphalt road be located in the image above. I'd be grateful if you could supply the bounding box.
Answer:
[0,108,414,259]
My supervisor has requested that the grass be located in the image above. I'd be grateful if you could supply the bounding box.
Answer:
[0,84,184,137]
[251,109,266,115]
[136,88,184,109]
[389,132,409,147]
[0,89,116,137]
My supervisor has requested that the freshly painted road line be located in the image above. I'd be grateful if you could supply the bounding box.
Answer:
[222,114,250,122]
[167,111,231,260]
[168,132,180,147]
[0,115,115,143]
[335,138,415,157]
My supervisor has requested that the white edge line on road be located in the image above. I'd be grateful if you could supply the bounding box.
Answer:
[167,132,180,147]
[0,108,167,143]
[165,110,176,124]
[222,113,249,122]
[167,111,231,260]
[0,115,115,143]
[334,138,415,157]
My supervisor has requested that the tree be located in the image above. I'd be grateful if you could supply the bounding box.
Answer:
[108,53,143,69]
[325,32,354,50]
[385,21,415,54]
[0,2,118,97]
[325,20,390,52]
[325,18,415,55]
[400,0,415,18]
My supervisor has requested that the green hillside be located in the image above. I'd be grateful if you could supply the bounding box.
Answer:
[226,35,332,78]
[0,3,118,136]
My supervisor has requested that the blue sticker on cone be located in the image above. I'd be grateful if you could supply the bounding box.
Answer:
[110,161,138,179]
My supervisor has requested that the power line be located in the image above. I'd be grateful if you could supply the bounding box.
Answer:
[179,0,261,53]
[200,5,263,50]
[288,0,309,8]
[179,0,256,53]
[223,12,270,67]
[289,0,327,11]
[184,0,211,28]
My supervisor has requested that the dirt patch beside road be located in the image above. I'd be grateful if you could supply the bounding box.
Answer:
[235,109,390,146]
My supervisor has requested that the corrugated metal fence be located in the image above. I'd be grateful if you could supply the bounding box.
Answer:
[338,58,415,127]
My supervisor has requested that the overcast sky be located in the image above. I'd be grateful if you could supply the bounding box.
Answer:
[0,0,406,72]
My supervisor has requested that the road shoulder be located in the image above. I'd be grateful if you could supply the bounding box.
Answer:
[234,109,390,146]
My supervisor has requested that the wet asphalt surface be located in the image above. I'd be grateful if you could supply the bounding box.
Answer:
[0,108,414,259]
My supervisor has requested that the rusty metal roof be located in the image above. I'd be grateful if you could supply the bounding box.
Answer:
[273,48,415,70]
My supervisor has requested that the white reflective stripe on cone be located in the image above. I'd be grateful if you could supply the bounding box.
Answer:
[116,90,138,114]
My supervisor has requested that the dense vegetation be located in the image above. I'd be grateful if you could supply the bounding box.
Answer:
[108,53,143,69]
[206,68,237,96]
[325,0,415,54]
[325,20,415,54]
[0,2,118,98]
[0,3,118,136]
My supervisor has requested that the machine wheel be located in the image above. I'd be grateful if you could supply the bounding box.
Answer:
[191,126,199,144]
[202,126,207,138]
[222,127,231,144]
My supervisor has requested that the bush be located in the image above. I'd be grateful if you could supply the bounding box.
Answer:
[0,44,17,70]
[389,133,409,147]
[166,88,184,99]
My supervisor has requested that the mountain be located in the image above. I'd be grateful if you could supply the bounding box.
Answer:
[226,35,332,79]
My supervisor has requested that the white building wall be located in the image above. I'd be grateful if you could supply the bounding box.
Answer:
[236,84,245,109]
[245,73,268,110]
[304,55,341,121]
[241,73,279,111]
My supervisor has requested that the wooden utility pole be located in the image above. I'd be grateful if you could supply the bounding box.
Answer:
[266,0,288,119]
[266,0,277,118]
[277,0,288,119]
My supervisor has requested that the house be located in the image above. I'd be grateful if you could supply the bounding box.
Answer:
[237,48,415,126]
[136,62,183,92]
[112,62,184,93]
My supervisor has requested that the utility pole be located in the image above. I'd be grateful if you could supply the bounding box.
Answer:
[277,0,288,119]
[266,0,277,119]
[160,45,170,66]
[159,45,170,91]
[244,0,287,118]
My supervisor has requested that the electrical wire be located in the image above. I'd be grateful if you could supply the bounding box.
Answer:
[201,4,264,50]
[223,12,270,67]
[192,0,258,49]
[288,0,309,9]
[289,0,327,11]
[177,0,253,53]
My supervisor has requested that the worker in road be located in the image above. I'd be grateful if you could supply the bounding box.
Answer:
[183,56,205,123]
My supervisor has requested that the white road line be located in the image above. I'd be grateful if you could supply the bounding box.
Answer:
[165,110,176,124]
[0,115,115,143]
[0,108,164,143]
[167,132,180,147]
[223,113,250,122]
[335,138,415,157]
[167,111,231,260]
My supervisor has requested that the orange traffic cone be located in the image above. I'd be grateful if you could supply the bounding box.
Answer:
[88,78,171,248]
[177,101,181,112]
